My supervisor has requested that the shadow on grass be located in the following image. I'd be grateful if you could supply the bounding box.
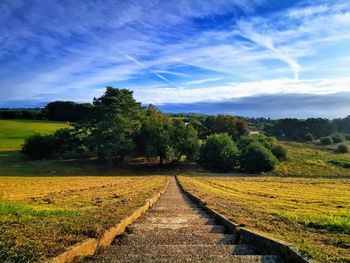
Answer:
[0,150,191,177]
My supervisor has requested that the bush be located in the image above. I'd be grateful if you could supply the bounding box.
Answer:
[21,128,89,160]
[237,134,274,152]
[240,142,278,173]
[336,144,349,154]
[199,133,240,172]
[345,135,350,141]
[304,133,314,141]
[271,144,288,161]
[331,134,344,143]
[320,137,333,145]
[21,134,56,160]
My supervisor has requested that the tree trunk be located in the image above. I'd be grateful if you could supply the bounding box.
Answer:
[159,156,164,165]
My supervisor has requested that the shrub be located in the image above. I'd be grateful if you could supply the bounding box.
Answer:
[336,144,349,154]
[240,142,278,173]
[237,134,274,152]
[331,134,344,143]
[21,133,56,160]
[21,128,89,160]
[271,144,288,161]
[345,135,350,141]
[199,133,240,172]
[304,133,314,141]
[320,137,333,145]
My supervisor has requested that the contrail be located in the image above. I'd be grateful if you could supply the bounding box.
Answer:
[125,54,179,86]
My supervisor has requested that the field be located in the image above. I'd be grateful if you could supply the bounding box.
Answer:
[1,119,350,262]
[0,119,68,150]
[274,142,350,177]
[0,119,169,262]
[0,176,168,262]
[178,175,350,262]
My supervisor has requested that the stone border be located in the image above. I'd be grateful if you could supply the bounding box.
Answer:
[46,176,170,263]
[175,176,311,263]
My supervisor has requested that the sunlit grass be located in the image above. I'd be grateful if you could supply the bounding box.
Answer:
[179,175,350,262]
[0,176,168,262]
[0,119,68,150]
[274,142,350,177]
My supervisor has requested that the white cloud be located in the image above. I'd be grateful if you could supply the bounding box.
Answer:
[134,77,350,104]
[184,78,221,85]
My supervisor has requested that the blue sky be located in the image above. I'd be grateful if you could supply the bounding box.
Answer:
[1,0,350,118]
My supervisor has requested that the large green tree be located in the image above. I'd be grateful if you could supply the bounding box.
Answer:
[89,87,143,164]
[213,115,249,139]
[136,105,174,165]
[172,119,200,162]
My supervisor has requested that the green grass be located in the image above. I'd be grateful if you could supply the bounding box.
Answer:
[274,142,350,177]
[0,202,79,218]
[0,119,68,150]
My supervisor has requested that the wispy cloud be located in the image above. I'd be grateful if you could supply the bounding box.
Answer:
[236,21,301,79]
[184,78,221,86]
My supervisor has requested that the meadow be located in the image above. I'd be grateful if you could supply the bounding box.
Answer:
[274,142,350,177]
[0,119,68,150]
[178,175,350,262]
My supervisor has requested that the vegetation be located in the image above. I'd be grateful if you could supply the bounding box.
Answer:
[263,117,350,140]
[304,132,314,141]
[199,133,240,172]
[331,134,345,143]
[43,101,94,122]
[240,142,278,173]
[320,137,333,145]
[271,144,288,161]
[178,175,350,263]
[336,144,349,154]
[0,108,43,120]
[0,176,168,262]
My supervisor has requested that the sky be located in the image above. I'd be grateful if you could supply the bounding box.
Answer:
[1,0,350,118]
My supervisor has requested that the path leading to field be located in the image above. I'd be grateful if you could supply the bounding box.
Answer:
[85,177,283,262]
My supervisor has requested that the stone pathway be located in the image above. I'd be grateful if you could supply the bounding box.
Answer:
[85,177,283,262]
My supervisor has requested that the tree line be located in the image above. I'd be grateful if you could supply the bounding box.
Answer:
[21,87,287,173]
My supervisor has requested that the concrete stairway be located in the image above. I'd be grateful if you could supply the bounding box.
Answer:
[85,177,283,263]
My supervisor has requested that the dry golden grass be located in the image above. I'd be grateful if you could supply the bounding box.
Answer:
[0,175,168,262]
[179,175,350,263]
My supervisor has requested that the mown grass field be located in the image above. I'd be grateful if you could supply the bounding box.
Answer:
[178,175,350,263]
[0,176,168,262]
[0,119,68,150]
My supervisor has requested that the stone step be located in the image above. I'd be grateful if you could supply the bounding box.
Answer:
[117,232,236,245]
[131,223,226,233]
[86,253,282,263]
[105,244,257,256]
[137,216,217,225]
[147,210,208,216]
[151,207,204,212]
